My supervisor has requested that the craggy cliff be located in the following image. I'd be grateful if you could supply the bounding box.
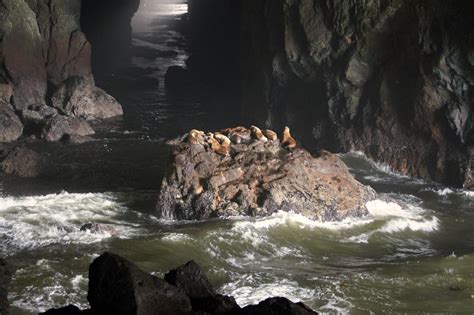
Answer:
[189,0,474,189]
[0,0,123,143]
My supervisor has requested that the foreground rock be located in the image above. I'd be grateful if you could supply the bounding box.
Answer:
[42,252,316,315]
[157,127,376,220]
[1,147,52,178]
[0,258,13,315]
[88,253,191,315]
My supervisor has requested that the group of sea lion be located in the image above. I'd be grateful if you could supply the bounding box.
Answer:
[187,125,296,156]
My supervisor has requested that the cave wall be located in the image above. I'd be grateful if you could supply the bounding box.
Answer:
[81,0,140,76]
[190,0,474,189]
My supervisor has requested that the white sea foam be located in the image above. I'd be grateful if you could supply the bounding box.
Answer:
[220,278,316,308]
[0,192,133,253]
[424,187,474,199]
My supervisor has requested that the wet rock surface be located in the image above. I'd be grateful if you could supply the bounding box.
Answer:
[42,252,317,315]
[52,77,123,120]
[157,128,375,221]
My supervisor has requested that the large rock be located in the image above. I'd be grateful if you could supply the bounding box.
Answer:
[165,260,239,314]
[42,115,95,142]
[0,104,23,142]
[52,77,123,120]
[1,147,52,178]
[157,129,375,220]
[88,252,191,315]
[0,258,13,315]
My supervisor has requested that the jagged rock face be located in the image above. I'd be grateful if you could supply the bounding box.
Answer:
[190,0,474,188]
[157,132,375,221]
[81,0,140,75]
[0,0,122,142]
[0,0,47,110]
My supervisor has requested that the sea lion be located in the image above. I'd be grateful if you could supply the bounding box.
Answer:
[264,129,278,141]
[222,126,252,144]
[250,125,268,142]
[187,129,205,145]
[214,133,231,156]
[281,126,296,149]
[206,133,229,156]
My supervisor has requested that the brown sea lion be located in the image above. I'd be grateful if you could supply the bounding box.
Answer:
[264,129,278,141]
[250,125,268,142]
[281,126,296,149]
[214,133,231,156]
[187,129,205,145]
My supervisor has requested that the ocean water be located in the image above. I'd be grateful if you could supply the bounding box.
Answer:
[2,1,474,314]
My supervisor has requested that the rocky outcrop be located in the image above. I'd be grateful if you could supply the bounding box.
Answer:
[1,146,52,178]
[0,0,122,142]
[0,258,13,315]
[81,0,140,76]
[52,77,123,120]
[157,128,375,220]
[42,252,316,315]
[188,0,474,189]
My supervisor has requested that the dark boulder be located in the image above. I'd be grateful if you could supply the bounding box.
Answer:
[0,104,24,142]
[165,260,239,314]
[43,253,318,315]
[1,147,52,178]
[0,258,13,315]
[39,305,84,315]
[88,252,191,315]
[21,104,58,125]
[42,115,95,142]
[239,297,317,315]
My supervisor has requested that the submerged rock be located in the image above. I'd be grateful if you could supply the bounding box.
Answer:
[80,223,118,236]
[43,252,317,314]
[157,128,376,220]
[1,147,52,178]
[88,252,192,315]
[42,115,95,142]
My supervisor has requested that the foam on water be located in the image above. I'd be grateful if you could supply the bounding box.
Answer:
[423,187,474,199]
[0,192,134,254]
